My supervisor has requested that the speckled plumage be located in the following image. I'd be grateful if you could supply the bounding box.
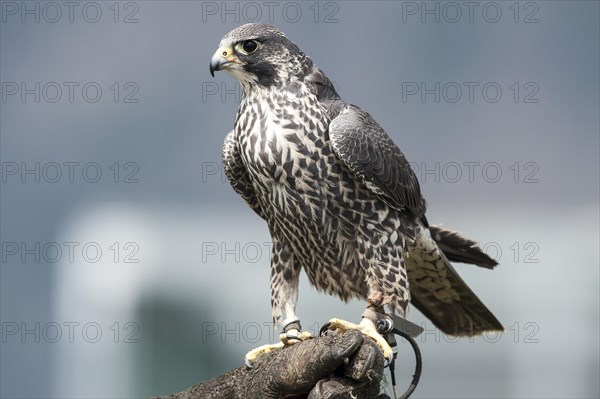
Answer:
[213,23,502,336]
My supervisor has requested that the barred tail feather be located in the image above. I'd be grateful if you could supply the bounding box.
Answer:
[410,258,504,336]
[407,226,503,336]
[429,225,498,269]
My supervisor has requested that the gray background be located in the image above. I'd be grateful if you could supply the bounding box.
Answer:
[1,1,598,398]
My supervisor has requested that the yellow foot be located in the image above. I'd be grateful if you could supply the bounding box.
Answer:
[244,329,313,367]
[324,318,395,362]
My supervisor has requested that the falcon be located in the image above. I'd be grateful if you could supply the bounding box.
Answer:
[209,23,502,363]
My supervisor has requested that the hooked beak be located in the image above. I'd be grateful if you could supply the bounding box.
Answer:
[210,46,235,77]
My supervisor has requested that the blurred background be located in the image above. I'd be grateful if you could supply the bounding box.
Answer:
[1,1,598,398]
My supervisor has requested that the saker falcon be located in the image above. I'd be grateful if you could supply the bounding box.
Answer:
[210,23,503,363]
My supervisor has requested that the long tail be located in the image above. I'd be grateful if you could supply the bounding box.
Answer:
[406,226,503,336]
[429,225,498,269]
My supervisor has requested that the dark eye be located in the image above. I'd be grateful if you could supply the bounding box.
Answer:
[242,40,259,54]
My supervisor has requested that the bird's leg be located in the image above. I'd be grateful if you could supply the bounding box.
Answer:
[322,292,396,362]
[245,241,312,366]
[365,292,398,351]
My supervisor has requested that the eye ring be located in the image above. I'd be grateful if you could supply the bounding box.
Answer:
[236,40,260,55]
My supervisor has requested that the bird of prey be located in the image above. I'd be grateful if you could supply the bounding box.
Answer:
[210,23,502,363]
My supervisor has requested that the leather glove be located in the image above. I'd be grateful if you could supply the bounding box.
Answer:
[154,329,390,399]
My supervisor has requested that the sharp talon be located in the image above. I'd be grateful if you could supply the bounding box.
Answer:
[319,322,332,336]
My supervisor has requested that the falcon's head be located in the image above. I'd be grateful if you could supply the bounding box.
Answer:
[210,23,312,90]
